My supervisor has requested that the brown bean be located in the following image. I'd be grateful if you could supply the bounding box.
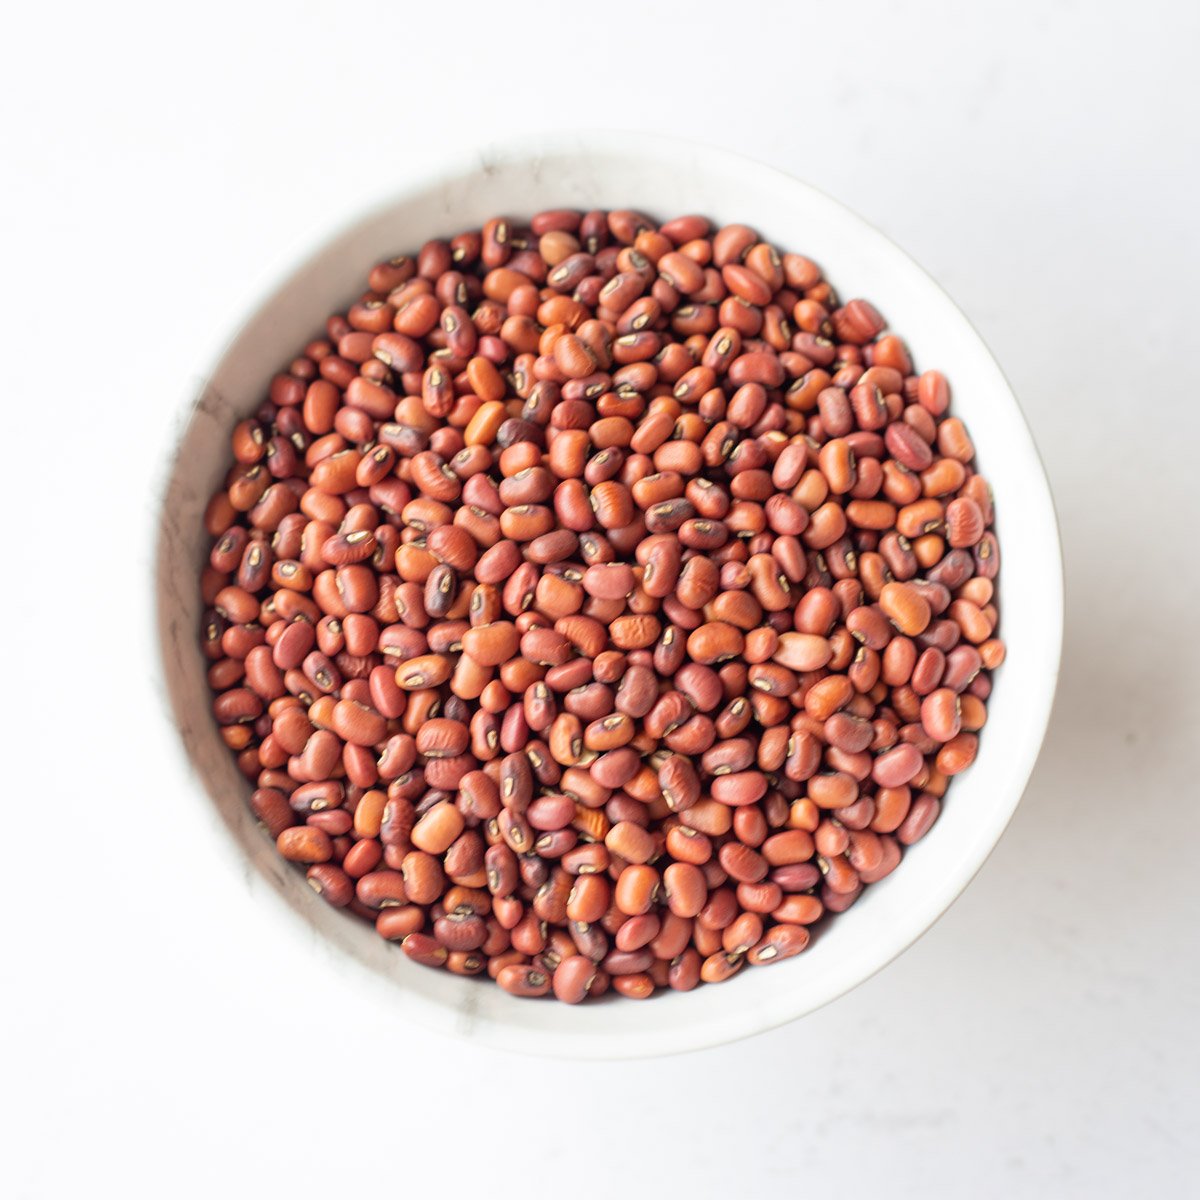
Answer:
[582,562,635,600]
[709,771,768,807]
[605,820,656,865]
[937,732,979,775]
[460,622,518,666]
[773,632,832,671]
[494,960,549,998]
[553,955,597,1004]
[277,826,333,863]
[879,581,932,636]
[897,794,941,845]
[872,742,925,788]
[747,924,810,965]
[356,869,409,909]
[330,698,386,747]
[920,688,962,743]
[614,864,660,915]
[411,801,465,854]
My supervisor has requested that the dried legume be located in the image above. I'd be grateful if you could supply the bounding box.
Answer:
[201,208,1003,1002]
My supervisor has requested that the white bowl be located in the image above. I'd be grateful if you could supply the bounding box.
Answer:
[156,132,1063,1058]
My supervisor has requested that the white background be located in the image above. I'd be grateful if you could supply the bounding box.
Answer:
[4,1,1198,1196]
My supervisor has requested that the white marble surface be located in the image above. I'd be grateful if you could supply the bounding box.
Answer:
[4,1,1198,1195]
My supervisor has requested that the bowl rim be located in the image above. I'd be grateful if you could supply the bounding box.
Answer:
[156,130,1064,1058]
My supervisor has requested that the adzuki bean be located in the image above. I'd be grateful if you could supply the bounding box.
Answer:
[202,208,1003,1002]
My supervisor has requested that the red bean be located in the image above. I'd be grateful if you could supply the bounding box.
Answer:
[202,207,1001,1003]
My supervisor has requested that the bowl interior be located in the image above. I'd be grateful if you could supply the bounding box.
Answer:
[157,134,1062,1057]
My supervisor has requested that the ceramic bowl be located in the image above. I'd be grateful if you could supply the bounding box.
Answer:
[156,132,1062,1058]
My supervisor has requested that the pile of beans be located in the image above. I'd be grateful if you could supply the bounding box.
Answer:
[201,209,1003,1003]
